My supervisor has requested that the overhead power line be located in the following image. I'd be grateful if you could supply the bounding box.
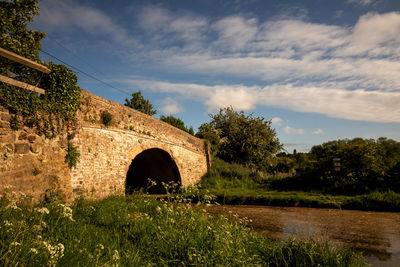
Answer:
[39,49,130,96]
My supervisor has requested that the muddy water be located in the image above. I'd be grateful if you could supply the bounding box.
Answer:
[205,205,400,266]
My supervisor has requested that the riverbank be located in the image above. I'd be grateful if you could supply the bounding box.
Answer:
[0,192,366,266]
[202,189,400,212]
[198,158,400,212]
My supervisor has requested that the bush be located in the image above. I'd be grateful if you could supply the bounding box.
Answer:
[100,110,112,127]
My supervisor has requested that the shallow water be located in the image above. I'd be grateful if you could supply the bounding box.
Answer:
[205,205,400,266]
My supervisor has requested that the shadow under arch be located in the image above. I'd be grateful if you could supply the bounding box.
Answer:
[125,148,181,194]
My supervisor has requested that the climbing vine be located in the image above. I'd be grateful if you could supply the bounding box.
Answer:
[0,62,81,137]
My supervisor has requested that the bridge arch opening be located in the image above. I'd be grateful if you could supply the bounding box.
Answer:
[125,148,181,194]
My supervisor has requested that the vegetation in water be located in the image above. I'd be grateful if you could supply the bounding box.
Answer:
[0,189,366,266]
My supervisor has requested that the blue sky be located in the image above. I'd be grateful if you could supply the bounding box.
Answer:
[31,0,400,152]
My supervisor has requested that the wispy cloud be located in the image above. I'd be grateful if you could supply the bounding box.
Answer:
[347,0,381,7]
[36,0,134,45]
[271,117,283,126]
[283,126,305,135]
[123,79,400,122]
[160,97,182,114]
[313,129,325,135]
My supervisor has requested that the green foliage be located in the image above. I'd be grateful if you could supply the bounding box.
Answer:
[0,0,46,76]
[201,157,267,190]
[32,167,41,176]
[41,63,81,121]
[195,122,221,154]
[124,90,156,116]
[301,137,400,194]
[160,115,194,135]
[65,142,80,169]
[0,193,366,266]
[207,107,282,168]
[100,110,113,127]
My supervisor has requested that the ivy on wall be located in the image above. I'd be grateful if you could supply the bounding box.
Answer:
[0,62,81,136]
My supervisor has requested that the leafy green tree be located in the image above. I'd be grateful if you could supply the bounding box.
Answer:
[160,115,194,135]
[0,0,46,73]
[0,0,45,114]
[196,122,221,155]
[0,0,81,124]
[209,107,282,168]
[124,90,156,116]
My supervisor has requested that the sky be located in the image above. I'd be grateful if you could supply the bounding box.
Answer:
[30,0,400,152]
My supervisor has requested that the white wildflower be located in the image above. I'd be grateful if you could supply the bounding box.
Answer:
[35,207,50,214]
[8,203,21,211]
[96,244,104,250]
[112,249,120,261]
[11,242,20,246]
[30,248,38,254]
[58,204,75,222]
[4,220,12,227]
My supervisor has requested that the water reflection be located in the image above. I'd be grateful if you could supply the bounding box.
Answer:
[205,205,400,266]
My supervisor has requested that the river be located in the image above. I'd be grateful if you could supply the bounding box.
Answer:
[205,205,400,266]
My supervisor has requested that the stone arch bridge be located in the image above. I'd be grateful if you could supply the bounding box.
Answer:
[0,90,210,200]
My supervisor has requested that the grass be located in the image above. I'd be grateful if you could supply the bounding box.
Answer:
[199,158,400,211]
[0,190,366,266]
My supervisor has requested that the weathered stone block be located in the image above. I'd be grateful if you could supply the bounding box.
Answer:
[30,144,41,154]
[0,122,9,128]
[18,132,27,140]
[0,112,10,121]
[27,135,36,143]
[5,144,13,153]
[0,133,16,143]
[14,143,30,154]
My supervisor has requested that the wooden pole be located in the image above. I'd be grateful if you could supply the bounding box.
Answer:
[0,47,50,74]
[0,74,45,94]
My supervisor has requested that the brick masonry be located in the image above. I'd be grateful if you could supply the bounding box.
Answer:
[0,90,210,201]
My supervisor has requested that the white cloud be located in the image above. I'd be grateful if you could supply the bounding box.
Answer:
[313,129,325,135]
[160,97,182,114]
[36,0,132,44]
[283,126,305,135]
[339,12,400,57]
[271,117,283,126]
[212,16,258,50]
[122,79,400,123]
[137,6,208,48]
[347,0,380,6]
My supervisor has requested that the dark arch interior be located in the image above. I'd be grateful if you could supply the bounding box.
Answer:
[125,148,181,194]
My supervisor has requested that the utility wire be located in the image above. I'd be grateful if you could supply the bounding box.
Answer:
[46,35,109,79]
[39,49,130,96]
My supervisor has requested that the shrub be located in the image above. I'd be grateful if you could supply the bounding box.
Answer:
[100,111,112,127]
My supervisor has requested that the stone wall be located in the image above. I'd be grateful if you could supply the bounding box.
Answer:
[0,105,72,201]
[0,90,210,201]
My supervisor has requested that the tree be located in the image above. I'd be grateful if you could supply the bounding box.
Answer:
[208,107,282,168]
[0,0,46,83]
[124,90,156,116]
[160,115,194,135]
[196,122,221,155]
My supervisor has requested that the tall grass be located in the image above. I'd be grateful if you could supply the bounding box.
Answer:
[0,189,366,266]
[200,158,400,211]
